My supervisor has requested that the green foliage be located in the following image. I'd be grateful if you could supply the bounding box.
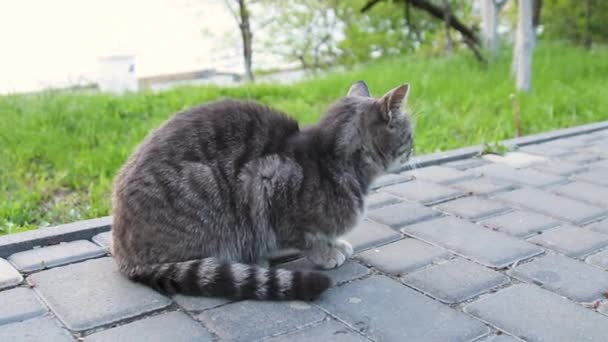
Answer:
[542,0,608,46]
[1,42,607,233]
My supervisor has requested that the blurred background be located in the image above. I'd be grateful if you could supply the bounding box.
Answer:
[1,0,607,233]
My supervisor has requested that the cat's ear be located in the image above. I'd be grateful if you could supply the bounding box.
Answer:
[379,83,409,121]
[347,80,371,97]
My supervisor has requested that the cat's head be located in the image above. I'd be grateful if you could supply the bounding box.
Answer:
[340,80,413,172]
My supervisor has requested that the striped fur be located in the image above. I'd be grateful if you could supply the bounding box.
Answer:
[111,81,412,302]
[125,258,331,301]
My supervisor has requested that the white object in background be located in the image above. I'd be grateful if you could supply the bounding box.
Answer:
[97,55,138,93]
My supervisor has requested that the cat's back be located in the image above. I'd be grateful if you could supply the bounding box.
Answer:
[122,99,300,182]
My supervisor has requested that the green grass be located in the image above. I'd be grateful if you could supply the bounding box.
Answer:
[1,41,607,234]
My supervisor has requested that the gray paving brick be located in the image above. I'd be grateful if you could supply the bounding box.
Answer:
[471,164,565,187]
[86,311,213,342]
[356,238,450,275]
[494,187,607,225]
[575,168,608,186]
[559,152,601,164]
[480,210,559,238]
[530,160,586,176]
[92,231,112,251]
[588,159,608,169]
[370,173,410,190]
[599,302,608,316]
[265,320,368,342]
[445,158,490,170]
[365,192,401,210]
[435,196,511,221]
[478,334,521,342]
[281,259,370,285]
[0,287,46,325]
[318,275,489,342]
[543,137,588,149]
[509,254,608,303]
[9,240,106,272]
[586,249,608,269]
[528,225,608,258]
[366,202,440,229]
[382,180,464,205]
[402,258,509,304]
[342,220,402,252]
[400,165,473,184]
[0,316,73,341]
[552,181,608,207]
[196,300,325,342]
[464,284,608,342]
[173,295,232,313]
[0,258,22,290]
[587,217,608,235]
[519,144,570,157]
[402,217,543,268]
[450,177,515,196]
[28,257,171,331]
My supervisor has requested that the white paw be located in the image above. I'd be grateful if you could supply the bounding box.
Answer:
[307,247,346,270]
[335,239,354,258]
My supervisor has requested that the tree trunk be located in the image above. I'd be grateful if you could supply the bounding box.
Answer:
[443,0,453,55]
[481,0,499,57]
[584,0,593,49]
[514,0,534,92]
[237,0,254,82]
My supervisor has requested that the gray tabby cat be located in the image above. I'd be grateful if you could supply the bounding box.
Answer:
[111,81,413,301]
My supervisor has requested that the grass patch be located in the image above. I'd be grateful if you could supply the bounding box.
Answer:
[1,41,607,233]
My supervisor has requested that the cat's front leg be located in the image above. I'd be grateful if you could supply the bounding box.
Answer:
[304,234,352,270]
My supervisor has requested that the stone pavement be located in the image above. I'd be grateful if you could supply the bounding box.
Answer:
[2,123,608,341]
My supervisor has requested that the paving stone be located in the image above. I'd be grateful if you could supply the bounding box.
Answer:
[342,219,402,252]
[586,217,608,235]
[543,137,588,149]
[588,159,608,169]
[265,320,368,342]
[92,231,112,251]
[8,240,106,272]
[382,180,464,205]
[575,168,608,186]
[445,158,490,170]
[482,152,548,168]
[402,258,509,304]
[494,187,606,225]
[480,210,559,238]
[509,254,608,303]
[401,217,543,268]
[586,249,608,269]
[552,181,608,207]
[0,258,22,289]
[477,334,521,342]
[370,173,411,190]
[450,177,515,196]
[518,144,570,157]
[0,316,73,341]
[559,152,601,164]
[173,295,232,313]
[471,164,564,187]
[356,238,450,275]
[282,259,370,285]
[528,225,608,258]
[530,160,586,176]
[318,275,489,342]
[599,302,608,316]
[400,165,473,185]
[196,300,325,342]
[365,192,401,210]
[435,196,511,221]
[366,202,440,229]
[464,284,608,342]
[27,257,171,331]
[86,311,213,342]
[0,287,46,325]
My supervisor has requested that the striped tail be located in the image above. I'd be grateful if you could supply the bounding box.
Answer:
[123,258,331,301]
